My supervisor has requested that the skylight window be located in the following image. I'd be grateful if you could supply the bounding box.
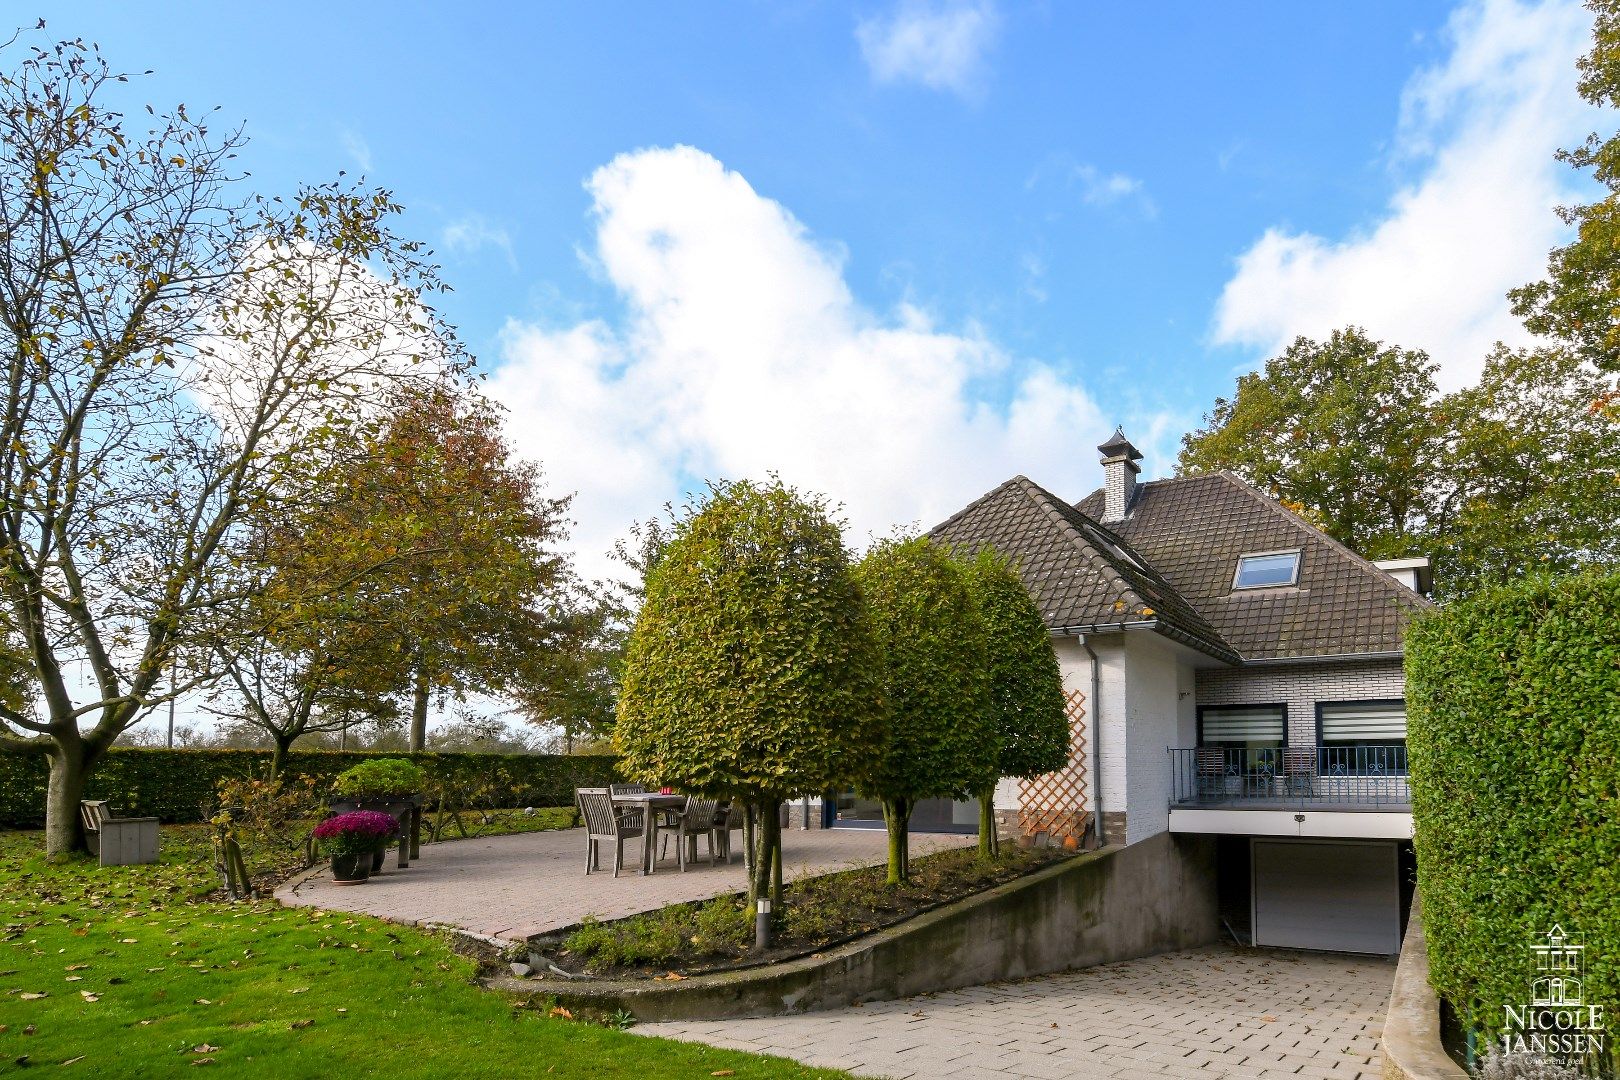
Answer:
[1233,550,1300,590]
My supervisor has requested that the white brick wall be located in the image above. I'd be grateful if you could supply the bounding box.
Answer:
[1194,659,1406,747]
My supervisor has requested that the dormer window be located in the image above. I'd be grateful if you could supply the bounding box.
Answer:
[1233,549,1300,590]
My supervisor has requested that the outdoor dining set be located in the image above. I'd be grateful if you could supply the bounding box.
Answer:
[574,785,744,877]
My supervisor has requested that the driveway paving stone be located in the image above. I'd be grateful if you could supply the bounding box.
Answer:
[637,945,1396,1079]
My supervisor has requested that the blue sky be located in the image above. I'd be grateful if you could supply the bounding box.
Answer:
[41,0,1601,581]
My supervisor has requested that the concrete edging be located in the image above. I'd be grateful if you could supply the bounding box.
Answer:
[495,832,1218,1022]
[1383,895,1468,1080]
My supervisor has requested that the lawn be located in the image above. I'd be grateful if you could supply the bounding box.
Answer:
[0,825,849,1079]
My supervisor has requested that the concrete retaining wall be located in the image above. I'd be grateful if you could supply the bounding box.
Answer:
[1382,896,1467,1080]
[531,831,1218,1022]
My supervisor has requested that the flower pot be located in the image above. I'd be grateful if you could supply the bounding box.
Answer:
[371,848,387,874]
[330,853,371,885]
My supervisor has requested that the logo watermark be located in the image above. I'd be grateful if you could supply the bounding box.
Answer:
[1500,925,1606,1065]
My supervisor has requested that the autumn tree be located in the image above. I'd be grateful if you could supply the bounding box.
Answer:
[615,479,884,909]
[1510,0,1620,389]
[1179,328,1441,560]
[960,548,1067,859]
[0,33,465,853]
[855,536,994,885]
[230,387,574,754]
[1431,346,1620,596]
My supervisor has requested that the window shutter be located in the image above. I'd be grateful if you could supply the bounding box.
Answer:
[1202,706,1285,742]
[1320,702,1406,742]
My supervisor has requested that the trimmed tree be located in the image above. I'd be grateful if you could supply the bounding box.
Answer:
[615,479,883,911]
[961,548,1068,859]
[855,536,995,885]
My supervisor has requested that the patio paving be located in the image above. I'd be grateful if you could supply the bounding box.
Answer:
[637,944,1396,1080]
[275,824,973,941]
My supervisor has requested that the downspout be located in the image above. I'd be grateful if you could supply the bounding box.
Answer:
[1078,635,1105,848]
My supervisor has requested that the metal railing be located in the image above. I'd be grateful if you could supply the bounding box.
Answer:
[1168,746,1411,809]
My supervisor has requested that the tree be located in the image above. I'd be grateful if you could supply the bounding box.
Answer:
[1431,346,1620,597]
[240,387,574,752]
[960,548,1068,859]
[1509,0,1620,386]
[0,33,464,854]
[855,536,994,885]
[615,479,883,910]
[1178,328,1441,560]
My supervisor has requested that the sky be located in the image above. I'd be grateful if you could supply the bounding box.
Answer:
[35,0,1602,590]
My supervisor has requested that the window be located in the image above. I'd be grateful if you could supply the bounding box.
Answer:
[1233,550,1301,590]
[1318,700,1407,776]
[1199,704,1286,749]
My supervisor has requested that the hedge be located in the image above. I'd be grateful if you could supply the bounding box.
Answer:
[0,748,620,827]
[1406,571,1620,1055]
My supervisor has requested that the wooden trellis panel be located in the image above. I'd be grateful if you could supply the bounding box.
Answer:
[1018,688,1092,844]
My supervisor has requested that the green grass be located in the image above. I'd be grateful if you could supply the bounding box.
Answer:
[0,826,849,1079]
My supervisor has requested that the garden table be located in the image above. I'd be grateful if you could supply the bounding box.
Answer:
[610,792,688,875]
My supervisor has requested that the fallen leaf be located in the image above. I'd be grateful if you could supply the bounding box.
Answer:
[190,1058,214,1067]
[65,976,82,982]
[549,1006,573,1020]
[119,939,137,944]
[78,991,99,1003]
[335,1008,347,1014]
[64,964,89,972]
[61,1056,85,1066]
[22,1025,35,1036]
[711,1072,736,1077]
[287,987,309,994]
[193,999,211,1006]
[19,992,47,1001]
[290,1020,314,1030]
[192,1045,220,1054]
[1261,1015,1278,1023]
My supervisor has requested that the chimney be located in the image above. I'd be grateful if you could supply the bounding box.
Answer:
[1372,557,1433,597]
[1097,426,1142,524]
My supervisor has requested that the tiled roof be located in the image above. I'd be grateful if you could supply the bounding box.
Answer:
[930,475,1240,663]
[1074,471,1429,661]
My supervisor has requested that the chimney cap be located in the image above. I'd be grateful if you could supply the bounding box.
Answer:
[1097,426,1143,462]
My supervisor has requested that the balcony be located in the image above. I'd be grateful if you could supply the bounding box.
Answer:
[1168,746,1411,811]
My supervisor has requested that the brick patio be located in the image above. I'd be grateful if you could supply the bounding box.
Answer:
[637,945,1395,1080]
[275,824,973,941]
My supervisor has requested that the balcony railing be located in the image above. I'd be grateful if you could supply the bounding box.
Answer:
[1168,746,1411,810]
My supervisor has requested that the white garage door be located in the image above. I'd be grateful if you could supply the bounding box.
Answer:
[1251,839,1400,955]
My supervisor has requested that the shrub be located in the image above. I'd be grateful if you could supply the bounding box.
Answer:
[313,810,399,856]
[1406,571,1620,1057]
[333,758,426,799]
[0,748,618,826]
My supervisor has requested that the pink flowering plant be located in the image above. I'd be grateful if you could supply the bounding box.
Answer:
[313,810,398,856]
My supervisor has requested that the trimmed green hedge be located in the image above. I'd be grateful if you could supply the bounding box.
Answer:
[1407,571,1620,1051]
[0,748,619,827]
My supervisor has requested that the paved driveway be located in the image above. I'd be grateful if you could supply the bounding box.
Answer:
[276,825,972,941]
[637,945,1395,1080]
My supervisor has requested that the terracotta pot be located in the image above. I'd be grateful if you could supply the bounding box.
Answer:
[1062,835,1080,851]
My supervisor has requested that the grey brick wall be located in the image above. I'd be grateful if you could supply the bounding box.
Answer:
[1194,658,1406,746]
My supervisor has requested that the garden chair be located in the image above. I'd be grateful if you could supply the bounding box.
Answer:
[658,797,719,872]
[711,800,745,863]
[1282,747,1317,797]
[577,788,643,877]
[79,800,159,867]
[1194,747,1227,800]
[608,783,645,796]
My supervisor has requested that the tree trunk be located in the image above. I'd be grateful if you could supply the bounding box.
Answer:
[45,742,92,858]
[750,799,779,910]
[770,801,783,909]
[882,797,910,886]
[268,733,295,779]
[409,667,430,752]
[977,785,998,860]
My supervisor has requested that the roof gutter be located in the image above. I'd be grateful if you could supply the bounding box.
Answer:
[1050,619,1241,667]
[1239,650,1405,667]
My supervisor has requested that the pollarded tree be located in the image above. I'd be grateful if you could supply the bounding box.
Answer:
[615,479,884,908]
[961,548,1068,859]
[0,33,466,854]
[855,536,995,885]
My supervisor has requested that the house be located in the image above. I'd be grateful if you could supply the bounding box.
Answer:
[827,428,1428,955]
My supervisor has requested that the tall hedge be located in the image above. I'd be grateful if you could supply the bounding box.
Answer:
[0,748,618,827]
[1406,571,1620,1051]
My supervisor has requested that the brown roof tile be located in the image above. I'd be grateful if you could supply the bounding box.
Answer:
[1074,471,1428,660]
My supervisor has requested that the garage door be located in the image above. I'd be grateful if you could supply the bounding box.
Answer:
[1251,839,1399,954]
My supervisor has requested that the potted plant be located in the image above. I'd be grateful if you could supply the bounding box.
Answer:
[314,811,398,885]
[332,759,426,808]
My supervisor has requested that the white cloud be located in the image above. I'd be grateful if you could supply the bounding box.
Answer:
[442,215,518,271]
[856,0,1000,98]
[1073,164,1155,216]
[487,146,1136,581]
[1212,0,1596,389]
[339,128,373,174]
